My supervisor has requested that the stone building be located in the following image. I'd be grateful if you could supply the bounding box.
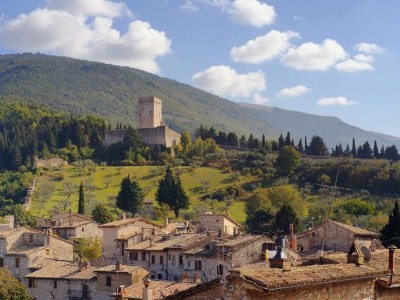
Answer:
[195,213,242,236]
[166,246,399,300]
[124,233,218,281]
[94,261,149,299]
[0,225,74,286]
[296,219,379,254]
[99,217,167,261]
[182,235,276,282]
[104,96,181,148]
[37,211,102,241]
[25,259,97,300]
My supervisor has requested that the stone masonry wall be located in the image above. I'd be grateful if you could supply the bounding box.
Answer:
[183,277,377,300]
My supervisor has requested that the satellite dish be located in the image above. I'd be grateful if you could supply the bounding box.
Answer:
[361,246,371,262]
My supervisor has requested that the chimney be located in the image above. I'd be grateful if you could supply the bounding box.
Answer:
[165,217,169,226]
[44,229,50,246]
[116,260,122,271]
[289,224,294,236]
[388,245,397,273]
[121,213,126,220]
[268,247,291,270]
[142,278,152,300]
[149,238,153,247]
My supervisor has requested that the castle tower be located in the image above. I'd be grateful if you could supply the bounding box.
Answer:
[138,96,163,129]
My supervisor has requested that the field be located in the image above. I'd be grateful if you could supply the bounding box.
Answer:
[31,165,250,224]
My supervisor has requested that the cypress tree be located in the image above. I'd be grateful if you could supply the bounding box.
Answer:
[352,138,357,158]
[381,200,400,248]
[78,181,85,214]
[278,134,285,150]
[373,140,379,158]
[261,134,266,149]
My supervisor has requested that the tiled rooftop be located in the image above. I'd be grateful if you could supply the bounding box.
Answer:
[123,280,197,299]
[25,260,96,280]
[95,264,147,274]
[99,217,163,228]
[126,233,217,252]
[233,261,389,290]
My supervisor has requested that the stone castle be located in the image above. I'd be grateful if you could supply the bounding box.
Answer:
[104,96,181,148]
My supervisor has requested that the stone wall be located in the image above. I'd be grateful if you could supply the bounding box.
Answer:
[27,278,97,300]
[138,96,163,129]
[297,221,372,253]
[104,129,127,146]
[197,214,240,236]
[182,277,378,300]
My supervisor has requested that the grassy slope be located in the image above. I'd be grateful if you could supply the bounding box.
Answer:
[31,166,248,223]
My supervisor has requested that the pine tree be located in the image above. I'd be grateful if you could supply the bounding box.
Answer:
[373,140,379,158]
[92,203,114,224]
[297,138,304,153]
[156,167,189,218]
[304,136,308,155]
[352,138,357,158]
[78,181,85,214]
[116,175,144,215]
[278,134,285,150]
[273,204,299,235]
[381,200,400,248]
[261,134,266,149]
[285,132,291,146]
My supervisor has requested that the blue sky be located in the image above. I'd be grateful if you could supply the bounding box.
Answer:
[0,0,399,137]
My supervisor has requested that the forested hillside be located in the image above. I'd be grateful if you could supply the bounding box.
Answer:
[1,53,400,148]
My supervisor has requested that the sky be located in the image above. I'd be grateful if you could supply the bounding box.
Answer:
[0,0,399,137]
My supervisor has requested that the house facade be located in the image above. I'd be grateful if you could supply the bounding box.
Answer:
[195,213,242,236]
[296,219,379,254]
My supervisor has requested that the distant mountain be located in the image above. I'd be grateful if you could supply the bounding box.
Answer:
[0,53,399,148]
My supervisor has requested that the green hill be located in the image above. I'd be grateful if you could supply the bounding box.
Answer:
[1,53,399,148]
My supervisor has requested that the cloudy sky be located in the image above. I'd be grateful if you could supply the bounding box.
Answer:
[0,0,399,136]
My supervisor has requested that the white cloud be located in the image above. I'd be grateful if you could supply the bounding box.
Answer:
[229,0,276,27]
[199,0,276,27]
[0,3,171,73]
[192,65,266,98]
[335,59,373,73]
[317,96,358,106]
[180,0,199,12]
[231,30,299,64]
[283,39,347,71]
[354,54,374,63]
[355,42,384,54]
[276,85,311,98]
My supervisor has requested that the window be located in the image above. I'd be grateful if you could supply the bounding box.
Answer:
[168,254,171,260]
[29,234,33,243]
[151,255,155,264]
[53,280,57,289]
[15,258,20,268]
[142,252,146,261]
[179,255,183,266]
[0,257,4,268]
[159,256,164,265]
[129,252,138,261]
[217,264,223,276]
[171,255,176,265]
[28,279,35,288]
[82,227,85,232]
[157,273,163,280]
[195,260,202,271]
[106,276,112,286]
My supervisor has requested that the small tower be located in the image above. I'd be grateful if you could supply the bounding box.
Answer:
[138,96,163,129]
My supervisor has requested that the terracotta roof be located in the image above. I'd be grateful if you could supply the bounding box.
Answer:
[99,217,163,229]
[327,220,378,237]
[95,265,147,274]
[25,260,96,280]
[232,261,389,290]
[123,280,197,300]
[6,245,47,256]
[126,233,217,252]
[52,220,94,229]
[323,249,400,285]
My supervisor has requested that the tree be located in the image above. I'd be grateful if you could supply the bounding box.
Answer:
[78,181,85,214]
[156,166,189,218]
[116,175,144,215]
[337,199,375,218]
[246,208,274,234]
[381,200,400,248]
[0,267,32,299]
[76,237,102,262]
[352,138,357,158]
[273,204,300,234]
[261,134,266,149]
[278,134,285,150]
[274,146,300,175]
[373,140,379,158]
[91,203,114,224]
[362,141,373,159]
[308,135,328,156]
[180,131,192,154]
